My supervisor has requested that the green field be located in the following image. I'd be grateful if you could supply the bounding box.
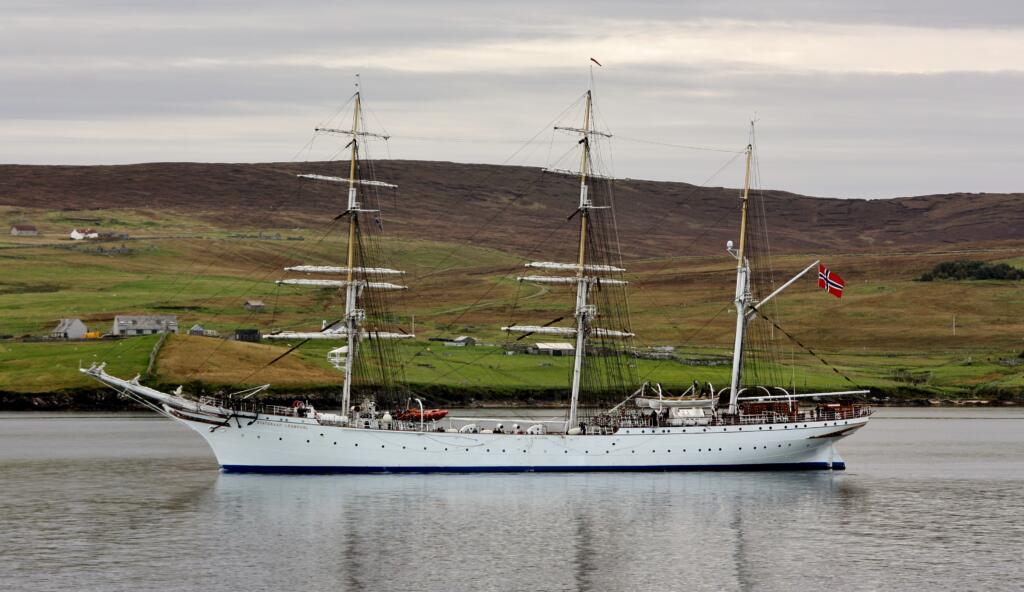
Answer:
[1,204,1023,405]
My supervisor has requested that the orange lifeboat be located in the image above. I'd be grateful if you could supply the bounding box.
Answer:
[395,408,449,422]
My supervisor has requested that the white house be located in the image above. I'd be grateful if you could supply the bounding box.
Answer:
[70,228,99,240]
[112,315,178,336]
[51,318,87,339]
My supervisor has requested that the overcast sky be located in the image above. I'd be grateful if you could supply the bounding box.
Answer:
[2,0,1022,198]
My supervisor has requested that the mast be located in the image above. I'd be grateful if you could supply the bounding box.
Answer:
[568,90,594,431]
[267,82,409,424]
[340,91,362,420]
[727,139,754,415]
[501,83,634,433]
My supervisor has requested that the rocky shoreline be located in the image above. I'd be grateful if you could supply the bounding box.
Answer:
[2,384,1020,412]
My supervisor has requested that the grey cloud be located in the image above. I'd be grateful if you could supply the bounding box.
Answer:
[1,1,1022,199]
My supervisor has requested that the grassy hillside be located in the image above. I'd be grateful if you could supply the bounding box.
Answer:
[0,159,1022,406]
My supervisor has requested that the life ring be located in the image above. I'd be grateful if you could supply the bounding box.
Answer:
[292,400,303,408]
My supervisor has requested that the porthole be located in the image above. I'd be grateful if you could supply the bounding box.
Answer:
[320,433,324,437]
[355,443,358,447]
[381,445,385,449]
[402,446,406,450]
[769,426,772,430]
[487,449,491,452]
[306,439,310,443]
[334,442,337,445]
[257,435,260,439]
[718,448,722,451]
[759,427,762,430]
[278,437,282,441]
[424,447,428,451]
[739,447,743,450]
[445,448,448,451]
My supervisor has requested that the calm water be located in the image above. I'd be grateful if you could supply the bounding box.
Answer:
[1,408,1022,592]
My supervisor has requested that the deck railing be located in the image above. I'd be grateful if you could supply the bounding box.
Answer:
[196,396,303,418]
[733,406,873,426]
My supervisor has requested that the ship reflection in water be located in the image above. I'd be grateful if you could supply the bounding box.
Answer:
[2,408,1022,592]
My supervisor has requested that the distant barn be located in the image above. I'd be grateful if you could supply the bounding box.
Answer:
[528,342,575,356]
[112,315,178,336]
[444,336,476,347]
[10,224,38,236]
[243,299,266,312]
[430,336,477,347]
[234,328,261,343]
[189,324,220,338]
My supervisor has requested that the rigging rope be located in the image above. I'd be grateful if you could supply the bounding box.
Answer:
[754,310,863,389]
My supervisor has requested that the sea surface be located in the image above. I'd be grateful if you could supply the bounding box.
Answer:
[1,408,1022,592]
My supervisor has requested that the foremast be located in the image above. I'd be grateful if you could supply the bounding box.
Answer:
[502,89,633,431]
[340,92,363,420]
[266,88,409,423]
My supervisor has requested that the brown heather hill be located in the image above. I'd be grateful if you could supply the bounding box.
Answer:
[1,160,1022,257]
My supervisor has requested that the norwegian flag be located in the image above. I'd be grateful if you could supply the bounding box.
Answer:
[818,263,845,298]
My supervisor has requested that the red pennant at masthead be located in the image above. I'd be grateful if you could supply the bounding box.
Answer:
[818,263,845,298]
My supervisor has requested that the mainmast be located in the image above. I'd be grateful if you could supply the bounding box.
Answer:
[267,83,408,424]
[727,139,754,415]
[502,86,633,432]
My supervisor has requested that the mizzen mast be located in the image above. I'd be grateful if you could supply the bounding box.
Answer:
[502,88,633,432]
[727,137,754,415]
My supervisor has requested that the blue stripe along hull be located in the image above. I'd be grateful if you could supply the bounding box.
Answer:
[221,462,842,474]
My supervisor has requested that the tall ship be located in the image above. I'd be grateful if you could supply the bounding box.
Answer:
[82,82,871,473]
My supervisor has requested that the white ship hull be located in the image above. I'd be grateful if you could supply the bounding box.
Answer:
[170,407,862,473]
[83,368,866,473]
